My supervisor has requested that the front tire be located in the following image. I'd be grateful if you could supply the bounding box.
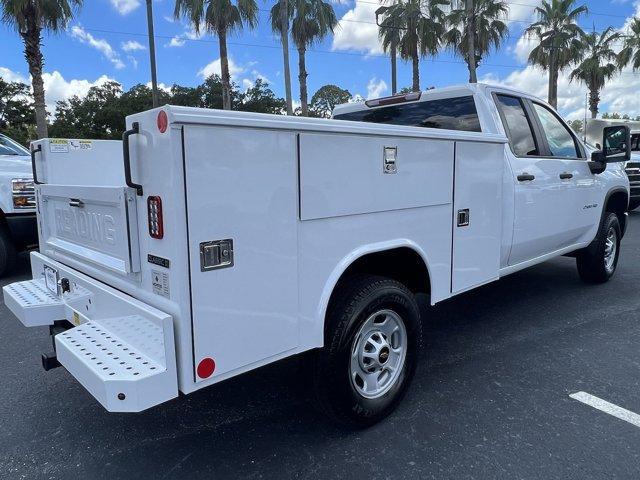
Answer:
[313,274,422,428]
[576,212,621,284]
[0,225,16,277]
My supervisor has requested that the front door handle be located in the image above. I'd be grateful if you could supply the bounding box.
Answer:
[517,173,535,182]
[559,172,573,180]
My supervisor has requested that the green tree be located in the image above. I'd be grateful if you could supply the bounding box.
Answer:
[378,0,448,92]
[444,0,509,83]
[525,0,587,108]
[272,0,337,116]
[170,84,205,107]
[569,27,623,119]
[619,17,640,72]
[567,118,583,135]
[309,84,351,117]
[376,4,401,95]
[1,0,83,139]
[238,78,286,114]
[174,0,258,110]
[0,77,35,145]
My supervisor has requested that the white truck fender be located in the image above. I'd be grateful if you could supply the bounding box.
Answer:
[312,238,433,346]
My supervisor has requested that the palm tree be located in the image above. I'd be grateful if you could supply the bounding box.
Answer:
[270,0,294,115]
[378,0,448,92]
[444,0,509,84]
[525,0,587,109]
[569,27,623,119]
[376,3,401,94]
[2,0,82,138]
[175,0,258,110]
[619,17,640,72]
[272,0,337,116]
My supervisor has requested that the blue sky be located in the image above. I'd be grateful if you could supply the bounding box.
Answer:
[1,0,639,119]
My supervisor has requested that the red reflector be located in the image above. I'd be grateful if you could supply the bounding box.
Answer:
[197,358,216,379]
[147,196,164,239]
[157,110,168,133]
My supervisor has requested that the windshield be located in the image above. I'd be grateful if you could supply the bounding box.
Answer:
[0,135,29,156]
[632,133,640,152]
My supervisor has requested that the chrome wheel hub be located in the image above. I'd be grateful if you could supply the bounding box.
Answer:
[350,309,407,399]
[604,226,617,273]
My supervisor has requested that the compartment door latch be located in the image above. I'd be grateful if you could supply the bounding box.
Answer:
[200,239,234,271]
[457,209,470,227]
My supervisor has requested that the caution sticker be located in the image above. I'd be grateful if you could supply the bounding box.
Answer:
[70,140,93,151]
[49,139,69,153]
[152,270,170,298]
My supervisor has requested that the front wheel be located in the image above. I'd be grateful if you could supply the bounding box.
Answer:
[576,212,621,284]
[312,274,422,428]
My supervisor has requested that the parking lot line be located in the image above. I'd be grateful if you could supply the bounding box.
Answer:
[569,391,640,428]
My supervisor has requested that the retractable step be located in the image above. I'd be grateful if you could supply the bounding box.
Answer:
[55,315,178,412]
[3,279,65,327]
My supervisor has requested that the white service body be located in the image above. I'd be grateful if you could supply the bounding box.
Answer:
[3,84,630,412]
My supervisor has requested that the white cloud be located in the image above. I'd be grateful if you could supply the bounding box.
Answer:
[1,66,116,115]
[121,40,146,52]
[504,0,541,26]
[166,22,206,48]
[331,2,382,54]
[110,0,141,15]
[167,36,186,48]
[198,57,245,79]
[366,77,388,99]
[70,26,125,69]
[146,81,171,93]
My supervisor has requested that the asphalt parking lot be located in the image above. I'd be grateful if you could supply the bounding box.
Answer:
[1,212,640,480]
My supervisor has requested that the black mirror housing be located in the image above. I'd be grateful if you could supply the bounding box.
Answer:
[602,125,631,163]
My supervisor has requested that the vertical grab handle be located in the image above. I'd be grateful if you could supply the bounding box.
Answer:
[123,122,143,196]
[31,144,43,185]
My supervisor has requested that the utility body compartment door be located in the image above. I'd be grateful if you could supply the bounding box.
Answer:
[182,125,299,382]
[451,141,503,293]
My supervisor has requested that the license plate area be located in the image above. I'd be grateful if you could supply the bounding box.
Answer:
[38,185,140,275]
[43,265,59,295]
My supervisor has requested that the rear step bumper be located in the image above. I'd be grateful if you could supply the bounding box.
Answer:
[3,252,178,412]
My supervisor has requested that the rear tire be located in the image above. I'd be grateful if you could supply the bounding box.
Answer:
[576,212,621,284]
[0,225,16,277]
[313,274,422,428]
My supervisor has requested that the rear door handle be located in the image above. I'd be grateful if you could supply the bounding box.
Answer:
[559,172,573,180]
[517,173,535,182]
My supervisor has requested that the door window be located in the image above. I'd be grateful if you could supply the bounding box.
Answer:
[532,103,581,158]
[495,94,539,157]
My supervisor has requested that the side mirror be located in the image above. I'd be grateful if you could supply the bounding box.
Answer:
[590,125,631,173]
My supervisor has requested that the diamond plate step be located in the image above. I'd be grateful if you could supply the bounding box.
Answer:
[3,279,65,327]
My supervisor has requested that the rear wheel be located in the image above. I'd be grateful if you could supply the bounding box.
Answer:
[0,225,16,277]
[576,212,621,284]
[313,274,422,428]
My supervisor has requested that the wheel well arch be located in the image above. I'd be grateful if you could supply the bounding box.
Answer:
[604,187,629,236]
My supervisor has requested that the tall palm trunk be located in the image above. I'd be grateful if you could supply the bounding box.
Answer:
[466,0,477,83]
[548,48,558,108]
[21,19,47,139]
[390,42,397,94]
[219,31,232,110]
[298,47,309,116]
[280,0,293,115]
[411,45,420,92]
[588,86,599,119]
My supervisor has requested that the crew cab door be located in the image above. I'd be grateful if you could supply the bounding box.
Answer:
[493,93,599,266]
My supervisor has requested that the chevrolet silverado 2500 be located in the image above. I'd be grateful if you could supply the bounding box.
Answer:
[3,84,631,427]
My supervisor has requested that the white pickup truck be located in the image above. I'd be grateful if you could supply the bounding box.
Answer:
[0,134,37,275]
[3,84,631,427]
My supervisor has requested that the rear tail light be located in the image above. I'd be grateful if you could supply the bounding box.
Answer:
[147,196,164,239]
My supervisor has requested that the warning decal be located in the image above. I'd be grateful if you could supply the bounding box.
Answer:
[49,139,69,153]
[152,270,170,298]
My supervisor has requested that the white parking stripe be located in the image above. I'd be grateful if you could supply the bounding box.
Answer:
[570,391,640,428]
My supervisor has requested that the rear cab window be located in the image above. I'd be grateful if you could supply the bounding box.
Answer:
[333,96,482,132]
[494,94,539,157]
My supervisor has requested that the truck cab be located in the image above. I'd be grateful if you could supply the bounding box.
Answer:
[627,130,640,210]
[334,84,630,270]
[0,134,37,275]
